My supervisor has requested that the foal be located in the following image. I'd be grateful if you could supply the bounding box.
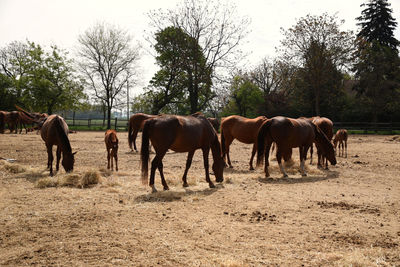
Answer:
[105,129,119,171]
[333,129,348,157]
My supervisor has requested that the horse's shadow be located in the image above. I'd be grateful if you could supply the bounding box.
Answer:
[257,170,339,184]
[134,184,224,203]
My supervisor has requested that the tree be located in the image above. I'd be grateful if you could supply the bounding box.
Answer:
[354,0,400,122]
[279,13,354,116]
[0,41,86,113]
[147,0,250,113]
[77,22,140,128]
[223,74,263,117]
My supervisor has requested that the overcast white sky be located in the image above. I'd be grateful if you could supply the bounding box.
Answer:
[1,0,399,96]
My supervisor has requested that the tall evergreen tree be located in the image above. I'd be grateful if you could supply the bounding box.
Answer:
[356,0,399,51]
[354,0,400,122]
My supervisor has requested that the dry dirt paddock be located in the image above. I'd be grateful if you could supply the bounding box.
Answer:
[0,131,399,266]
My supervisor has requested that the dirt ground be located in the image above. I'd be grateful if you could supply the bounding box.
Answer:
[0,131,399,266]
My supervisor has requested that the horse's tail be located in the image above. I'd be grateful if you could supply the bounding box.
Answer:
[256,119,271,167]
[140,120,151,185]
[128,119,134,150]
[220,128,226,156]
[54,116,72,153]
[0,112,4,134]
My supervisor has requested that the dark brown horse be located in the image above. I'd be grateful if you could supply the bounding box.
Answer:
[333,129,348,157]
[105,129,119,171]
[220,115,267,170]
[310,117,334,168]
[1,111,20,133]
[140,113,224,193]
[40,115,76,176]
[0,111,5,134]
[207,117,220,132]
[128,113,157,152]
[256,116,336,178]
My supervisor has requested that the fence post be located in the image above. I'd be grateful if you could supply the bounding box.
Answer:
[114,117,118,130]
[88,119,91,128]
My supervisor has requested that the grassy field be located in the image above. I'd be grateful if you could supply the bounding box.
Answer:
[0,131,399,266]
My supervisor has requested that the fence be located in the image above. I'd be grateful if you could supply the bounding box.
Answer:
[64,118,400,134]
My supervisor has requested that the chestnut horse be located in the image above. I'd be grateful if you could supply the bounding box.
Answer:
[220,115,267,170]
[333,129,348,157]
[40,115,76,176]
[105,129,119,171]
[1,111,20,133]
[140,113,224,193]
[128,113,157,152]
[256,116,336,178]
[310,117,334,169]
[207,117,220,132]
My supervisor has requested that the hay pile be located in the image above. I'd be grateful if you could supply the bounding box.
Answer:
[36,170,103,189]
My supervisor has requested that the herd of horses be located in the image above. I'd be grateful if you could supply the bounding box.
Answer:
[1,107,349,193]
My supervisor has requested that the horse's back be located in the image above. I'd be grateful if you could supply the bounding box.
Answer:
[41,115,69,144]
[268,116,314,147]
[313,117,333,140]
[222,115,266,143]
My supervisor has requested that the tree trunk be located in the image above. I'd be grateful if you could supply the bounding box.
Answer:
[107,107,112,129]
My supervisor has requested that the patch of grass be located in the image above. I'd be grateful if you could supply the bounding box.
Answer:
[35,170,103,189]
[0,161,26,174]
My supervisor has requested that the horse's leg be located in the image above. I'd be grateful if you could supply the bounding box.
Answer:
[46,145,54,176]
[132,128,139,152]
[299,146,308,176]
[309,144,313,164]
[56,146,61,172]
[264,141,272,178]
[344,140,347,158]
[249,143,256,170]
[202,147,215,188]
[110,148,114,171]
[277,148,288,178]
[107,148,111,169]
[223,135,234,168]
[157,160,169,191]
[182,150,195,187]
[114,149,118,171]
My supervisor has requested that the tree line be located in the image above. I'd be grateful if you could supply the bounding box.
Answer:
[1,0,399,127]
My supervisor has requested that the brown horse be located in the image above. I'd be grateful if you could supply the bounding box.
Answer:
[310,117,334,169]
[128,113,157,152]
[105,129,119,171]
[207,117,220,132]
[2,111,20,133]
[40,115,76,176]
[0,111,5,134]
[220,115,267,170]
[140,113,225,193]
[333,129,348,157]
[256,116,336,178]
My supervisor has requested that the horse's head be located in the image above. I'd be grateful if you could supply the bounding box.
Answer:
[212,159,224,183]
[313,124,336,166]
[62,151,76,173]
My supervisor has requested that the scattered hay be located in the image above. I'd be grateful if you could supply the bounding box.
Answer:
[99,168,112,177]
[35,170,103,189]
[0,161,26,174]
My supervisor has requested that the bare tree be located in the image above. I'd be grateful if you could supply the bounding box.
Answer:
[77,22,140,128]
[146,0,250,112]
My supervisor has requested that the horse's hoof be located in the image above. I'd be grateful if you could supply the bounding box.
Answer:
[301,173,307,177]
[183,183,189,187]
[163,186,169,191]
[283,174,288,178]
[249,167,254,171]
[209,183,215,188]
[265,173,270,178]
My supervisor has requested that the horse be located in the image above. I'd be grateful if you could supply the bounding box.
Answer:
[140,113,225,193]
[207,117,220,132]
[128,113,157,152]
[256,116,336,178]
[220,115,267,170]
[40,115,76,176]
[333,129,348,157]
[2,111,20,133]
[105,129,119,171]
[0,111,5,134]
[310,117,334,169]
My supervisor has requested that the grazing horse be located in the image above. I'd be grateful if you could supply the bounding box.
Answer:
[3,111,20,133]
[140,113,224,193]
[0,111,5,134]
[40,115,76,176]
[256,116,336,178]
[310,117,334,169]
[128,113,157,152]
[220,115,267,170]
[207,117,220,132]
[333,129,348,157]
[105,129,119,171]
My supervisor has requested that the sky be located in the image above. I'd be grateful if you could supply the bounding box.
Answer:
[1,0,400,97]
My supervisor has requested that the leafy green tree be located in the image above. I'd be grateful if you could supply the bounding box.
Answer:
[223,75,263,117]
[279,13,354,116]
[354,0,400,122]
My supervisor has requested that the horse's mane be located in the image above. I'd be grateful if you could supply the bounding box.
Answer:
[53,116,72,153]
